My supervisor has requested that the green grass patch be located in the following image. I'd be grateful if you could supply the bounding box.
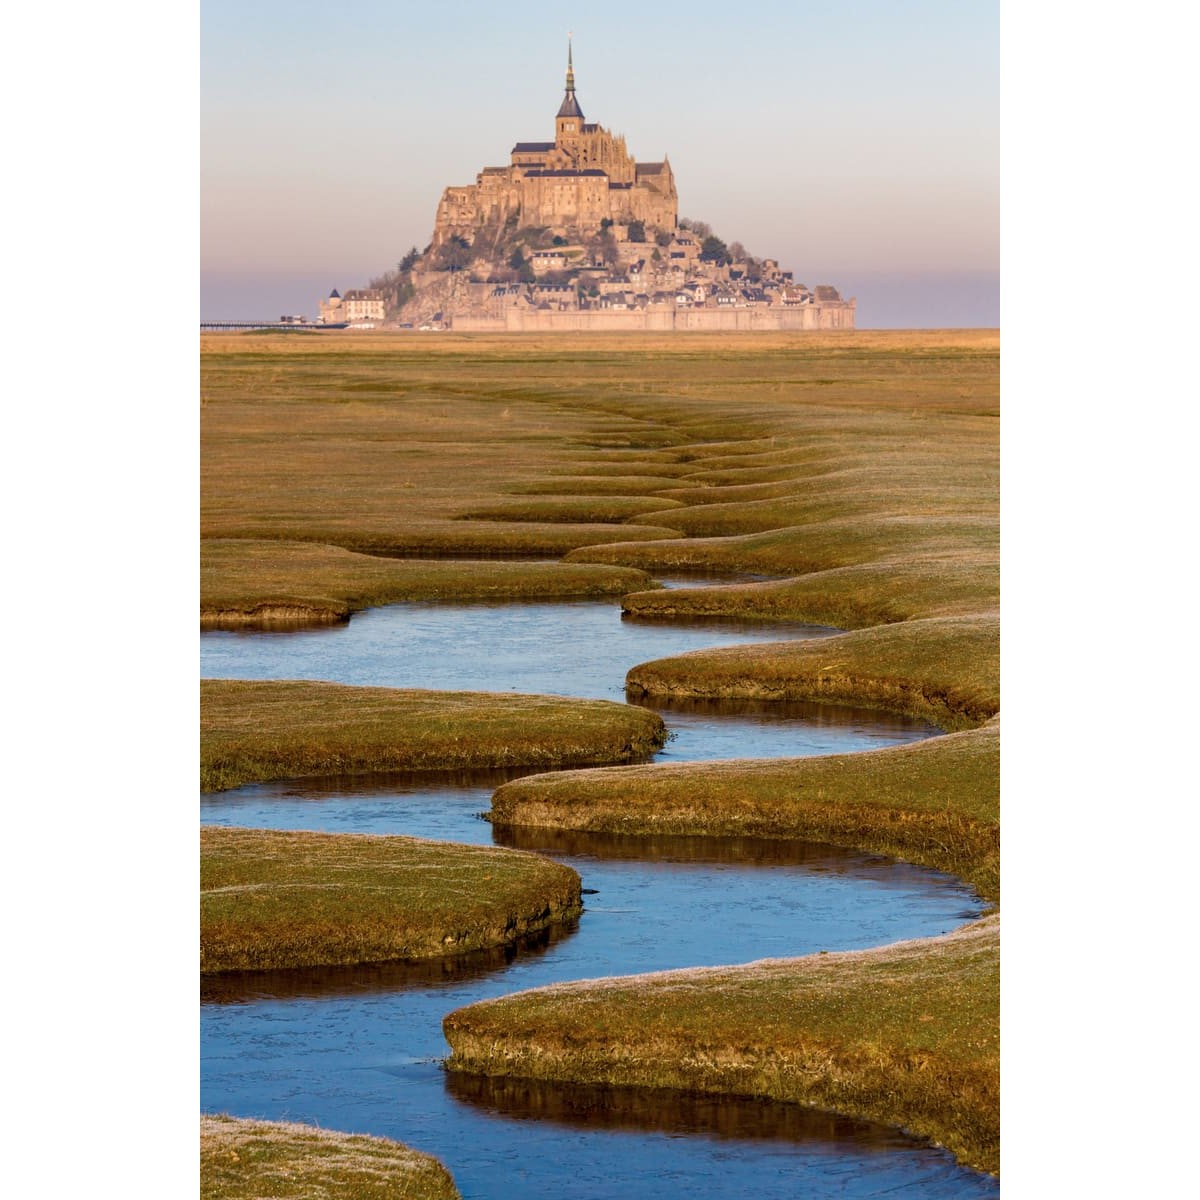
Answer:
[625,616,999,730]
[200,680,667,792]
[444,916,999,1175]
[202,826,581,972]
[201,539,659,625]
[491,724,998,901]
[200,1115,460,1199]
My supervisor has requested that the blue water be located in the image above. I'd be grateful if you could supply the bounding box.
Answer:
[201,590,997,1198]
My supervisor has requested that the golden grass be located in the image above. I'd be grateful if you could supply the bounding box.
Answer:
[201,680,667,792]
[491,723,999,901]
[202,826,581,972]
[444,916,999,1174]
[626,615,999,731]
[567,514,997,575]
[621,556,998,627]
[201,329,1000,1171]
[201,539,658,625]
[456,495,686,524]
[200,1114,461,1199]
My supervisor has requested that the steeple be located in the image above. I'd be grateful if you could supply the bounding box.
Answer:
[556,35,584,120]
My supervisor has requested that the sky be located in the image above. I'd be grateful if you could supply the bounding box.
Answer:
[201,0,998,326]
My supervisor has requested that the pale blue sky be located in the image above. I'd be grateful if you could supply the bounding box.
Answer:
[201,1,998,324]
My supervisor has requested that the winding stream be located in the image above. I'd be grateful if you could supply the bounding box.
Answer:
[201,586,999,1198]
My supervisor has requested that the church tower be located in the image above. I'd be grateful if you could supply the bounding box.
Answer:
[555,38,584,145]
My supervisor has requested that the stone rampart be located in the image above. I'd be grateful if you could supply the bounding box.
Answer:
[452,303,856,333]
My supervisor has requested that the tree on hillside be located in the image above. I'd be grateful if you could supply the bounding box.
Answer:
[588,229,620,268]
[436,236,472,273]
[728,241,747,263]
[627,220,646,243]
[700,235,730,264]
[400,246,421,271]
[679,217,712,239]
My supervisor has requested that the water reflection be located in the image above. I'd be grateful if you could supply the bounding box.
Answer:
[492,825,901,869]
[201,923,577,1005]
[446,1073,920,1150]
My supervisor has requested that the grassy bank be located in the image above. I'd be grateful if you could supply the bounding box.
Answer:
[491,723,999,901]
[444,917,999,1174]
[201,539,658,626]
[568,515,998,575]
[620,556,997,627]
[201,827,581,972]
[625,615,999,730]
[201,680,667,792]
[200,1114,460,1199]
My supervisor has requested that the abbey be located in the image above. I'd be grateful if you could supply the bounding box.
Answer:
[433,44,677,245]
[337,46,855,331]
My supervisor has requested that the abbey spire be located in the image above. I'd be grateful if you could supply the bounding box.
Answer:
[556,36,584,121]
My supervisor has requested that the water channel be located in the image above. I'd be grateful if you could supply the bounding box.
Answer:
[201,586,999,1198]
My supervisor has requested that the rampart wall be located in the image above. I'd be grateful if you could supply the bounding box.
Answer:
[453,304,856,333]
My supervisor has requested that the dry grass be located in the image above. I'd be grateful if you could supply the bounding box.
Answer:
[201,827,581,972]
[444,917,999,1174]
[200,1114,460,1199]
[621,556,998,627]
[491,722,999,901]
[626,615,999,731]
[201,330,997,566]
[201,329,1000,1171]
[568,513,996,578]
[201,680,667,792]
[201,539,657,625]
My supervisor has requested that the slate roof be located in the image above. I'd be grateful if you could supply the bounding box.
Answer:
[513,142,554,153]
[557,91,585,119]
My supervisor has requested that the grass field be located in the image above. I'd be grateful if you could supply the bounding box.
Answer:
[491,721,999,901]
[201,826,581,972]
[200,1115,461,1199]
[202,539,658,625]
[200,679,667,791]
[444,917,999,1174]
[201,328,999,1177]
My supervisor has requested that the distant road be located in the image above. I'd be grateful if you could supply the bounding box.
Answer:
[200,321,347,331]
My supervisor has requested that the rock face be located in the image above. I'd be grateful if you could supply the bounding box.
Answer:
[361,43,856,331]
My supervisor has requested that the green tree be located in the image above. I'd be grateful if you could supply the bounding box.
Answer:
[700,235,729,264]
[437,236,472,272]
[400,246,421,272]
[627,220,646,243]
